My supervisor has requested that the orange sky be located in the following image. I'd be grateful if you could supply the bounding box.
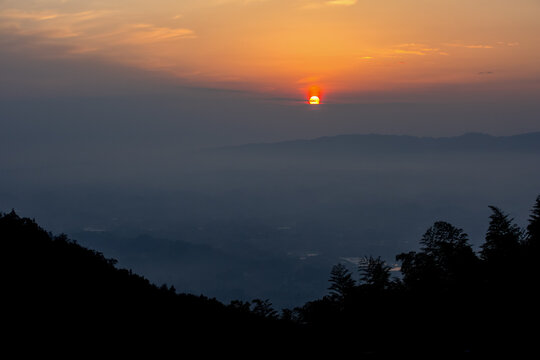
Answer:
[1,0,539,103]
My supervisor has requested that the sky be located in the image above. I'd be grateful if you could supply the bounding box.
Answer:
[1,0,540,146]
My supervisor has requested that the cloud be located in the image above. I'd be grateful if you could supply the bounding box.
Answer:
[393,49,427,56]
[0,9,108,22]
[0,7,196,71]
[465,45,493,49]
[355,42,452,61]
[301,0,357,9]
[122,24,196,44]
[389,43,446,56]
[325,0,357,5]
[0,9,111,40]
[0,8,195,43]
[0,9,62,21]
[397,43,427,47]
[446,43,493,49]
[212,0,269,4]
[497,41,520,47]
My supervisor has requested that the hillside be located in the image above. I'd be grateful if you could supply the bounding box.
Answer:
[3,195,540,355]
[0,210,298,354]
[73,231,330,308]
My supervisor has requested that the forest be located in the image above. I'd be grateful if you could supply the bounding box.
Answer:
[2,195,539,355]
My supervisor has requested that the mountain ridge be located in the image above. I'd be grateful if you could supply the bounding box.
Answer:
[212,131,540,155]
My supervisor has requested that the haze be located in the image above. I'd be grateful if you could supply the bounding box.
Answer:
[1,0,540,307]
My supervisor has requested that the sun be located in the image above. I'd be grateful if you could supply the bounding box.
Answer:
[309,95,320,105]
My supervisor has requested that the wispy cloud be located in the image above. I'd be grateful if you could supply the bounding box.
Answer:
[326,0,357,5]
[123,24,195,44]
[446,43,493,49]
[391,43,445,56]
[212,0,269,4]
[301,0,357,9]
[0,7,197,73]
[394,49,427,56]
[465,45,493,49]
[0,8,196,44]
[0,9,62,21]
[0,9,108,22]
[497,41,520,47]
[356,43,451,62]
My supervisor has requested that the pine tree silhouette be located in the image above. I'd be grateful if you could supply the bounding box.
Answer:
[328,263,355,301]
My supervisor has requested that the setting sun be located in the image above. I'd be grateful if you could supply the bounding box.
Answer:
[309,96,320,105]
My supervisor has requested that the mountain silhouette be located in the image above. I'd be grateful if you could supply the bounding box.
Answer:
[3,193,540,355]
[1,210,300,355]
[214,132,540,156]
[73,230,330,308]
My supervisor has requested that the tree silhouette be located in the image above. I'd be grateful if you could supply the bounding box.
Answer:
[5,194,540,355]
[328,263,355,300]
[526,195,540,252]
[420,221,470,256]
[398,221,478,292]
[229,300,252,313]
[480,206,523,264]
[0,210,300,355]
[359,256,391,292]
[296,197,540,354]
[280,308,296,322]
[517,196,540,294]
[251,299,278,319]
[397,250,441,292]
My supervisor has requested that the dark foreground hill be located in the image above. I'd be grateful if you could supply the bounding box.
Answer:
[0,210,303,355]
[3,198,540,356]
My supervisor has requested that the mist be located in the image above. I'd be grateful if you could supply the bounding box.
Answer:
[2,38,540,308]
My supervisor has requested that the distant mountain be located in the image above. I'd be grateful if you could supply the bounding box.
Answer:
[214,132,540,156]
